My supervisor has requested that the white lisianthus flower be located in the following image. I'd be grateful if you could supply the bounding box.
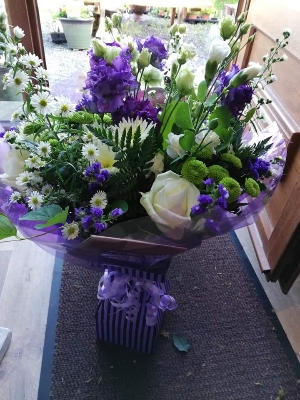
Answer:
[243,61,262,80]
[6,69,30,93]
[140,171,200,238]
[176,68,195,96]
[90,191,108,209]
[55,96,76,117]
[28,191,44,210]
[96,141,118,173]
[13,26,25,39]
[195,130,221,152]
[62,222,80,240]
[208,39,231,64]
[82,143,99,162]
[142,65,164,87]
[31,91,56,115]
[166,132,185,159]
[0,148,30,190]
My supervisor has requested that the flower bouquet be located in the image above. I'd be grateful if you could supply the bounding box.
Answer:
[0,12,289,352]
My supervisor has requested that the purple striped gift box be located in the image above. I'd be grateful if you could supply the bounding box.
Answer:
[96,267,170,353]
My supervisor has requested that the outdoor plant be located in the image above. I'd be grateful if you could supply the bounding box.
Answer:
[0,12,290,246]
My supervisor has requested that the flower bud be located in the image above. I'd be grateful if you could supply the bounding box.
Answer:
[170,23,179,35]
[220,17,236,40]
[237,11,247,24]
[13,26,25,39]
[92,39,107,58]
[240,23,251,35]
[178,24,187,34]
[111,13,122,28]
[283,28,291,39]
[208,39,231,64]
[137,48,151,69]
[104,46,122,64]
[176,68,195,97]
[105,17,113,32]
[229,62,262,87]
[142,65,164,87]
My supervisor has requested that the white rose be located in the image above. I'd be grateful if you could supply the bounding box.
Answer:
[166,132,185,159]
[208,39,231,64]
[140,171,200,238]
[0,148,30,191]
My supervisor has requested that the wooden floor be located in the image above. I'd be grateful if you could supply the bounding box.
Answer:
[0,228,299,400]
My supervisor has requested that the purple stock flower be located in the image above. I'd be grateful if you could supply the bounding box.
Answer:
[215,64,253,118]
[84,49,137,113]
[191,204,206,215]
[139,36,167,70]
[91,207,104,217]
[94,222,107,233]
[197,194,214,207]
[81,215,93,230]
[203,178,214,186]
[216,196,227,209]
[74,207,87,218]
[112,96,160,125]
[110,208,123,218]
[218,184,229,199]
[248,158,270,179]
[96,169,110,183]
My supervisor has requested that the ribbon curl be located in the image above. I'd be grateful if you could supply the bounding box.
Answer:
[97,269,177,326]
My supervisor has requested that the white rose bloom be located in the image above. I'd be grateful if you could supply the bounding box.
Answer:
[0,148,30,191]
[195,130,220,152]
[166,132,185,159]
[140,171,200,239]
[208,39,231,64]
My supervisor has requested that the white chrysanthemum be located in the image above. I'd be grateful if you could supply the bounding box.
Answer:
[62,222,80,240]
[57,132,68,141]
[90,191,108,209]
[5,43,18,55]
[27,191,43,210]
[195,130,221,152]
[82,143,99,162]
[41,184,52,195]
[82,131,95,142]
[20,53,42,69]
[31,173,43,184]
[15,171,33,187]
[35,66,50,81]
[68,135,79,143]
[25,188,33,197]
[13,26,25,39]
[54,96,76,117]
[96,141,118,173]
[31,91,56,115]
[37,141,52,158]
[11,109,21,122]
[6,69,30,92]
[4,129,16,141]
[9,191,22,203]
[113,117,155,144]
[25,154,42,169]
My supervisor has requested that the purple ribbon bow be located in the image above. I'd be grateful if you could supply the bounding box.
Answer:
[97,269,177,326]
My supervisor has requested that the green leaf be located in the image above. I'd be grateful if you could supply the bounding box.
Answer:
[179,130,195,151]
[173,333,190,353]
[204,93,218,108]
[243,108,256,123]
[160,100,179,149]
[175,102,194,130]
[0,213,17,240]
[216,127,234,150]
[197,80,207,103]
[35,207,69,229]
[110,200,128,213]
[208,106,232,135]
[19,204,63,221]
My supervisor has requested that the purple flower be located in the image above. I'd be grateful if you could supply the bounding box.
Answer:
[76,94,98,113]
[216,196,227,209]
[248,158,270,179]
[197,194,214,207]
[112,96,160,125]
[84,49,137,113]
[88,182,99,192]
[110,208,123,218]
[92,162,102,172]
[138,36,167,70]
[91,207,104,217]
[94,222,107,233]
[218,184,229,199]
[205,219,221,235]
[0,131,5,138]
[215,64,253,117]
[96,169,110,183]
[74,207,87,218]
[191,204,206,215]
[203,178,214,186]
[81,215,93,230]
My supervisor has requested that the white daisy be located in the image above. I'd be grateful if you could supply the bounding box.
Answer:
[57,132,68,141]
[25,154,42,169]
[82,131,95,142]
[90,191,108,209]
[2,72,9,89]
[30,91,56,115]
[25,188,33,197]
[41,184,52,196]
[37,141,52,158]
[15,171,33,187]
[4,129,16,141]
[82,143,99,162]
[9,191,22,203]
[5,43,18,55]
[27,191,43,210]
[20,53,42,69]
[55,96,76,117]
[35,66,50,81]
[6,69,29,92]
[96,141,118,174]
[62,222,80,240]
[13,26,25,39]
[31,173,43,185]
[113,117,156,145]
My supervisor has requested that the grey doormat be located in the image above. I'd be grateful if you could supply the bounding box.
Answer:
[43,233,300,400]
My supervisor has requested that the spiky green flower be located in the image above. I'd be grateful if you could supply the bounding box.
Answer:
[220,177,241,202]
[23,122,43,135]
[245,178,260,197]
[68,111,94,125]
[207,165,229,183]
[220,153,242,169]
[102,114,112,125]
[181,158,208,185]
[191,145,213,159]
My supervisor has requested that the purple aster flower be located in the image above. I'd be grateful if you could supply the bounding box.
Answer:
[81,215,93,230]
[203,178,214,186]
[91,207,104,217]
[84,49,138,113]
[215,64,253,118]
[112,96,160,125]
[218,184,229,199]
[94,222,107,233]
[197,194,214,206]
[110,208,123,218]
[138,36,167,70]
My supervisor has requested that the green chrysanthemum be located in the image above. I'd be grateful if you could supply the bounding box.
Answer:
[191,145,213,159]
[102,114,112,125]
[220,177,241,203]
[23,122,43,135]
[220,153,242,169]
[207,165,229,183]
[68,111,94,125]
[181,158,208,185]
[245,178,260,197]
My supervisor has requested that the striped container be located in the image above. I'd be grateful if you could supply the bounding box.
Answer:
[96,267,170,353]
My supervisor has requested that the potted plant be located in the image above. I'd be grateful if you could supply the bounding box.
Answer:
[201,8,212,20]
[58,4,94,50]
